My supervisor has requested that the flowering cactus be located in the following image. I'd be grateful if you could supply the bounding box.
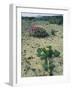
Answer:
[28,24,49,38]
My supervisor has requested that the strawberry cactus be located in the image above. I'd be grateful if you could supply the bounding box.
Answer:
[29,24,49,38]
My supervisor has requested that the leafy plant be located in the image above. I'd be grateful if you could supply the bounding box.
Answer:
[37,48,46,58]
[36,45,60,75]
[37,48,49,71]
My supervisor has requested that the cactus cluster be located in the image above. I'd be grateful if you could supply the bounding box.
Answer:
[29,25,49,38]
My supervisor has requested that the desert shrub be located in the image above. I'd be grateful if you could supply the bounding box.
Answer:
[31,27,49,38]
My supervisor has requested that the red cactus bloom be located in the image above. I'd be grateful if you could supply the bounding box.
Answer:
[32,24,37,31]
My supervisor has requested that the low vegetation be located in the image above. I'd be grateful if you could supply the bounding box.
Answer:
[37,45,60,76]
